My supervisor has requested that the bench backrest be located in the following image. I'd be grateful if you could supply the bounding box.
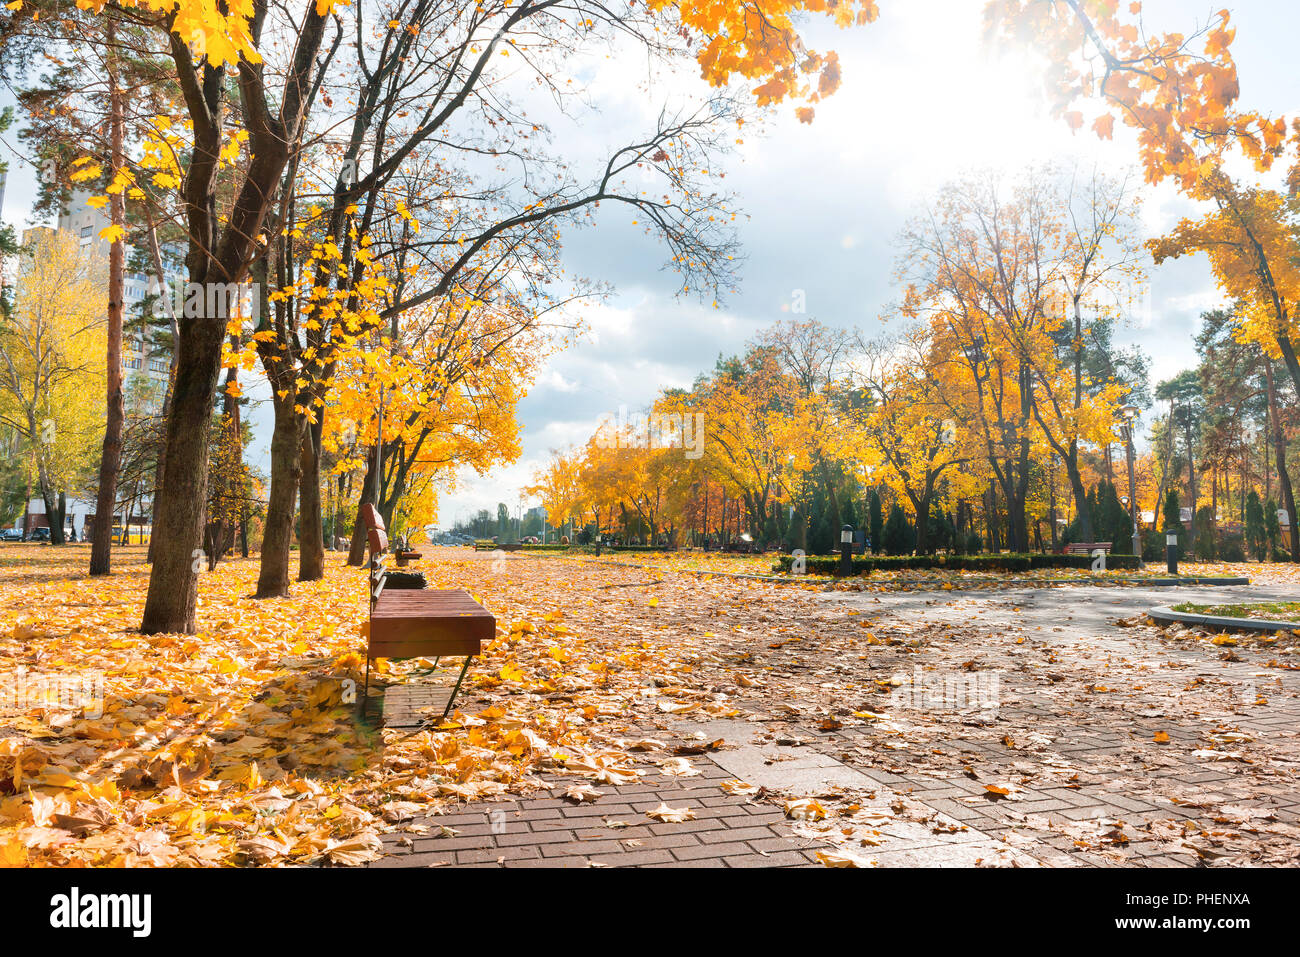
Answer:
[1065,542,1111,553]
[360,503,389,555]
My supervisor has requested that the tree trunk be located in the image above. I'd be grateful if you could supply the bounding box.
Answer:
[347,446,378,566]
[29,409,65,546]
[256,395,305,598]
[1265,361,1300,562]
[139,316,225,633]
[204,521,220,571]
[912,493,931,554]
[1048,465,1059,548]
[90,26,125,577]
[140,0,329,632]
[143,204,179,567]
[1185,422,1198,550]
[1277,334,1300,401]
[297,417,325,581]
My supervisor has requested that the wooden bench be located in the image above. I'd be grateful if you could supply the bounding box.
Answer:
[394,549,422,568]
[1063,541,1111,556]
[360,504,495,720]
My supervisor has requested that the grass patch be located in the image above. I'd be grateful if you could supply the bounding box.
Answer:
[1170,600,1300,622]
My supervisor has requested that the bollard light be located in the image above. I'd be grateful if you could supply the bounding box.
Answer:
[1165,530,1178,576]
[839,524,854,577]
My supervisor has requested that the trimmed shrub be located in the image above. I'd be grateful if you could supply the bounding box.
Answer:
[1218,537,1246,563]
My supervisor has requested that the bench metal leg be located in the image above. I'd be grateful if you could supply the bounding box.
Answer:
[360,655,372,718]
[441,656,474,720]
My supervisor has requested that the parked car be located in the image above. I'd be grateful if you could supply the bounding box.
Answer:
[1,527,23,541]
[30,527,50,542]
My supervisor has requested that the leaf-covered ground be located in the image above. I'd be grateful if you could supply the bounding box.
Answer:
[0,545,777,866]
[2,545,1298,867]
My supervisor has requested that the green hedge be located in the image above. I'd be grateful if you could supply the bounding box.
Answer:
[770,552,1142,575]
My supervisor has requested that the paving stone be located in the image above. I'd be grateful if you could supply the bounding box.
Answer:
[455,845,542,865]
[672,841,753,861]
[587,848,676,867]
[699,825,780,844]
[724,851,812,867]
[540,839,627,856]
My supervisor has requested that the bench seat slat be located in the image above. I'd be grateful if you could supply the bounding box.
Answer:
[368,588,495,659]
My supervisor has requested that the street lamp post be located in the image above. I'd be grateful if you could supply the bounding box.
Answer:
[1120,405,1142,566]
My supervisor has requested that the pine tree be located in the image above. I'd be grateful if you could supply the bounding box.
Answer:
[840,495,858,539]
[883,504,910,556]
[789,507,806,551]
[1163,488,1181,531]
[1194,505,1217,560]
[1265,497,1280,560]
[1101,481,1130,553]
[1245,490,1266,561]
[763,505,778,546]
[826,493,841,551]
[811,513,831,555]
[868,489,883,554]
[926,501,948,554]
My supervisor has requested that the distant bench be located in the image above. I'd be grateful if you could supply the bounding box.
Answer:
[394,548,422,568]
[360,504,495,719]
[1063,542,1112,556]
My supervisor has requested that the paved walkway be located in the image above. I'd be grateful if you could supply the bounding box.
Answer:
[795,582,1300,865]
[370,739,830,868]
[367,577,1300,867]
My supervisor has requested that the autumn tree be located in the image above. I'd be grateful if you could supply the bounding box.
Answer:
[901,170,1059,552]
[0,230,107,543]
[854,328,974,554]
[988,2,1287,192]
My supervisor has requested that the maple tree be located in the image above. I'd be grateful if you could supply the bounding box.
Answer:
[1146,178,1300,559]
[987,0,1288,191]
[0,230,107,545]
[526,448,584,540]
[854,328,975,554]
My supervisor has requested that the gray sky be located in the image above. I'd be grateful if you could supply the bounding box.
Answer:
[2,1,1297,528]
